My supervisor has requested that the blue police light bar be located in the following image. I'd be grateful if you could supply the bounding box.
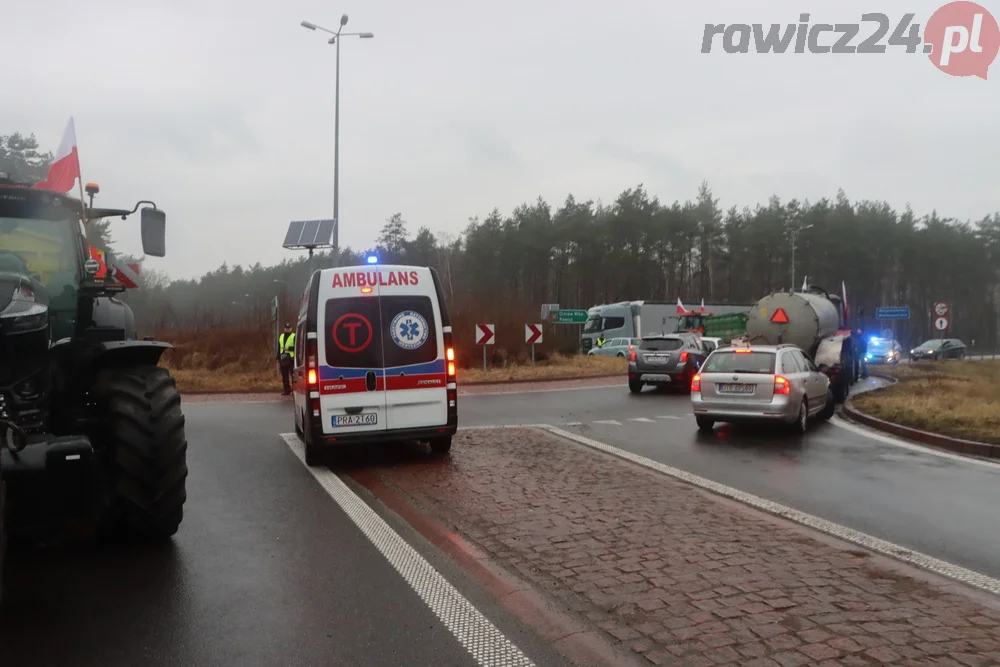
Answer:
[366,254,378,264]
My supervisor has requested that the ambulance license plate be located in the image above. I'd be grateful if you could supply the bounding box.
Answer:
[332,413,378,427]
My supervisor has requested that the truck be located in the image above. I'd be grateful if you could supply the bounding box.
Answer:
[581,301,677,353]
[0,174,186,604]
[582,300,751,353]
[676,308,753,341]
[742,285,858,402]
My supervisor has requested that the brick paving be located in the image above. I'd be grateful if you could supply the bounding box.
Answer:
[358,428,1000,666]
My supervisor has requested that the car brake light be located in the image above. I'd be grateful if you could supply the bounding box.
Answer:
[691,374,701,392]
[679,351,689,363]
[734,349,751,354]
[629,350,636,362]
[774,375,790,395]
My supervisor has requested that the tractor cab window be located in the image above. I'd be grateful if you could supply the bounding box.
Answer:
[0,215,82,340]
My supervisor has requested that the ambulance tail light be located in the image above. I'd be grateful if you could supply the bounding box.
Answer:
[307,337,320,417]
[443,328,458,422]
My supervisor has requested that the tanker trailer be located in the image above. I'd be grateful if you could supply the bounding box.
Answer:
[744,288,856,402]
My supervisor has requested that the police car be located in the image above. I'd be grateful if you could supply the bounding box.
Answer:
[291,261,458,465]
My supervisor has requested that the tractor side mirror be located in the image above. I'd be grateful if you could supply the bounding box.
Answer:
[141,207,166,257]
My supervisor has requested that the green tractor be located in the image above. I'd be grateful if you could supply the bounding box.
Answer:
[0,174,187,604]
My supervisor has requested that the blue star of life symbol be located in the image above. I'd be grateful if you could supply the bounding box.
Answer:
[400,318,421,341]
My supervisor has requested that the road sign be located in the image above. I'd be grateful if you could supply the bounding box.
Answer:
[934,316,949,332]
[540,303,560,320]
[525,323,543,345]
[875,306,910,320]
[933,302,950,317]
[271,296,279,321]
[475,323,495,345]
[548,309,588,324]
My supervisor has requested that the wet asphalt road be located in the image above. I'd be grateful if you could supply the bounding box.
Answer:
[460,378,1000,579]
[0,401,574,667]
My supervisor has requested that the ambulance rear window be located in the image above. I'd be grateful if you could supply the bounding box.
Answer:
[324,297,384,369]
[381,295,438,368]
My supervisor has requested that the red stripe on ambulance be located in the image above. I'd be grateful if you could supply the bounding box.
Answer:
[384,373,447,391]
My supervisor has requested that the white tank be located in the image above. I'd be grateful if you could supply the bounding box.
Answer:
[745,291,842,355]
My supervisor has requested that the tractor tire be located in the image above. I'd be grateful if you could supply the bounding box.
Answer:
[96,366,188,541]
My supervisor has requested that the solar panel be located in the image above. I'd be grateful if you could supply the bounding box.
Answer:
[316,219,336,245]
[282,219,336,249]
[282,220,306,248]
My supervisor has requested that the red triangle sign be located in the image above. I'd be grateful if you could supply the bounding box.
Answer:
[770,308,790,324]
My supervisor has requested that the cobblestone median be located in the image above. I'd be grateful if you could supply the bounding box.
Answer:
[360,428,1000,666]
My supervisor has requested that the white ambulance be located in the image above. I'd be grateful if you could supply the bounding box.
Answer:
[291,263,458,465]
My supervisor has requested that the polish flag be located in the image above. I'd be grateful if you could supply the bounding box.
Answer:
[700,298,706,314]
[33,117,81,193]
[676,297,689,315]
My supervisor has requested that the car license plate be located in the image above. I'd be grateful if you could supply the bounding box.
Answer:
[718,383,754,394]
[332,413,378,427]
[644,354,668,364]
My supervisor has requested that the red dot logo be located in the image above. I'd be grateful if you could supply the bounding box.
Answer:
[925,1,1000,79]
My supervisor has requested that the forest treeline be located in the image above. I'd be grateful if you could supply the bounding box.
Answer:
[4,131,1000,360]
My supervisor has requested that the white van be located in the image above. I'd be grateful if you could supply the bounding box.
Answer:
[291,263,458,465]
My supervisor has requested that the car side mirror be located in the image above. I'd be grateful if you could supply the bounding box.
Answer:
[141,207,166,257]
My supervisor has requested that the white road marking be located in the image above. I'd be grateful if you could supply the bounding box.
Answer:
[279,433,535,667]
[831,416,1000,471]
[656,415,683,420]
[630,417,655,423]
[459,424,548,431]
[539,425,1000,598]
[593,420,622,426]
[461,382,623,397]
[563,421,583,426]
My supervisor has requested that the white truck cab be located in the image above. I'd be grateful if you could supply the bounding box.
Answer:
[292,263,458,465]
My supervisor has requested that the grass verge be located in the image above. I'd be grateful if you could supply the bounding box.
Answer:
[165,353,626,393]
[853,360,1000,444]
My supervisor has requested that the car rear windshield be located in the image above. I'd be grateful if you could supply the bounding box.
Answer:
[703,350,776,374]
[324,297,384,369]
[640,337,684,351]
[381,295,438,368]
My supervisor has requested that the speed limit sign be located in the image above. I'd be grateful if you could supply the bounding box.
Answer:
[934,302,950,317]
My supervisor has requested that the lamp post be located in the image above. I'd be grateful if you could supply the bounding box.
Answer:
[300,15,374,261]
[789,223,813,291]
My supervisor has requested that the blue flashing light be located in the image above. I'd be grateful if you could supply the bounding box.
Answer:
[366,254,378,264]
[870,336,880,343]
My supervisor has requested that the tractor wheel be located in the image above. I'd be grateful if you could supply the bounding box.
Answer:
[96,366,188,541]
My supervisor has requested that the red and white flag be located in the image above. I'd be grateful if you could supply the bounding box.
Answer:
[700,298,706,314]
[33,117,81,193]
[676,297,689,315]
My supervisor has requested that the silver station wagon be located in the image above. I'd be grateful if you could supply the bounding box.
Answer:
[690,344,835,432]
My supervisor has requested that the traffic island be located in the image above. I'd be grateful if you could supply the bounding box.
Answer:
[844,361,1000,460]
[348,428,1000,666]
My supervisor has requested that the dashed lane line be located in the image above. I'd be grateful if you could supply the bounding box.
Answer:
[629,417,655,423]
[539,425,1000,598]
[593,420,622,426]
[280,433,536,667]
[656,415,684,420]
[831,415,1000,471]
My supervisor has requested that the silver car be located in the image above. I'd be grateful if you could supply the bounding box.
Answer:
[691,344,835,433]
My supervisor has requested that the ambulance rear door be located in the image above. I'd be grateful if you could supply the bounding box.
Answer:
[317,268,387,436]
[378,266,449,430]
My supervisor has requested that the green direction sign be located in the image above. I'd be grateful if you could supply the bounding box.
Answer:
[548,309,589,324]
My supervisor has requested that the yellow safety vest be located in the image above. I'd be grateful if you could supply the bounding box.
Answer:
[279,332,296,357]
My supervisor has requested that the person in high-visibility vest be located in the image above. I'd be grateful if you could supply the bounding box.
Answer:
[277,323,296,395]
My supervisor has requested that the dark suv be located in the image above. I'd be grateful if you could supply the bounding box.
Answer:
[628,333,710,394]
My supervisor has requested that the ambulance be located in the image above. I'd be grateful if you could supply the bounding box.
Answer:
[291,262,458,465]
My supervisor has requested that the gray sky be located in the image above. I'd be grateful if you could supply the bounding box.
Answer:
[5,0,997,280]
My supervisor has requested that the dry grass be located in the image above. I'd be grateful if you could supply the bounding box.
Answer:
[854,360,1000,444]
[156,328,625,392]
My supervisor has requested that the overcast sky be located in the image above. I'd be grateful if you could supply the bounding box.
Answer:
[5,0,997,280]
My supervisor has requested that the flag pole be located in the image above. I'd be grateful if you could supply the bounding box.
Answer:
[67,118,91,245]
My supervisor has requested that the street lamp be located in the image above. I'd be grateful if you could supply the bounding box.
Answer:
[300,14,374,259]
[789,224,813,291]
